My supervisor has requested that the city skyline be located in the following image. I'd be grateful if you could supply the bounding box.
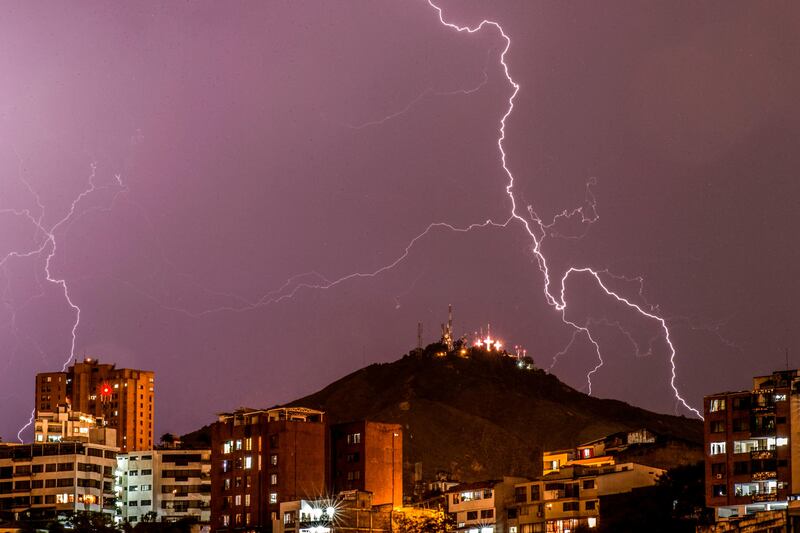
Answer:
[2,0,799,443]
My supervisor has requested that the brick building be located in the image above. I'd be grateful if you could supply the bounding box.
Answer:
[210,407,327,532]
[35,358,155,452]
[330,421,402,508]
[704,369,799,520]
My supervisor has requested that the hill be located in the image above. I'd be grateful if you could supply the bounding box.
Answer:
[287,344,703,485]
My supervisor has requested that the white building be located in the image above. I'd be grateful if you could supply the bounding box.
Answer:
[33,405,114,445]
[116,449,211,525]
[0,441,118,523]
[446,478,528,533]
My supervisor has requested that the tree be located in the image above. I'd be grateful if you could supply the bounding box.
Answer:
[394,509,455,533]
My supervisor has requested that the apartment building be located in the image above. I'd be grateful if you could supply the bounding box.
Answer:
[446,477,527,533]
[510,462,664,533]
[210,407,327,532]
[116,449,211,525]
[32,405,115,446]
[0,441,118,522]
[330,422,402,508]
[704,369,800,520]
[35,358,155,452]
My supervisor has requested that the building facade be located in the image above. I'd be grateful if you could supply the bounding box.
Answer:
[0,442,118,523]
[275,491,392,533]
[446,478,527,533]
[510,462,664,533]
[116,449,211,525]
[210,407,327,532]
[35,358,155,452]
[33,406,114,446]
[330,422,402,508]
[704,369,800,520]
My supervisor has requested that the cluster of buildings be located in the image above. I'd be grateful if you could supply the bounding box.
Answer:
[10,357,800,531]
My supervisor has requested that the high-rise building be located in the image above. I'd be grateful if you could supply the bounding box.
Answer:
[703,369,800,521]
[210,407,327,532]
[35,358,155,452]
[330,421,402,508]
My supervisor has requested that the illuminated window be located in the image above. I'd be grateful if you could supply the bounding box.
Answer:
[235,440,242,450]
[777,437,789,447]
[244,456,252,469]
[235,495,241,506]
[270,454,278,466]
[223,441,233,454]
[774,393,787,402]
[270,492,278,504]
[710,442,726,455]
[245,494,250,506]
[245,438,252,451]
[346,433,361,445]
[585,500,596,510]
[270,473,278,485]
[709,399,726,412]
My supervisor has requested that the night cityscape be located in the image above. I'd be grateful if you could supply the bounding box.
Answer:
[1,1,798,532]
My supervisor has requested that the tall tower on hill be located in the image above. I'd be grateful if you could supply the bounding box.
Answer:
[35,357,154,451]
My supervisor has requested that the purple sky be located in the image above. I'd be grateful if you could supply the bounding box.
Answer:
[1,1,799,441]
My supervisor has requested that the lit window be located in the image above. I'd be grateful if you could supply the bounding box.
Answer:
[223,441,233,454]
[774,394,787,402]
[270,454,278,466]
[346,432,362,444]
[777,437,789,447]
[235,495,241,506]
[244,456,252,469]
[235,440,242,450]
[245,438,252,451]
[270,473,278,485]
[245,494,250,506]
[270,492,278,504]
[709,399,726,412]
[710,442,726,455]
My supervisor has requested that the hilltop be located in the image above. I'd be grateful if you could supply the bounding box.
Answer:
[289,344,703,483]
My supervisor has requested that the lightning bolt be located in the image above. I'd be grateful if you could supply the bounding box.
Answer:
[426,1,702,418]
[1,158,127,441]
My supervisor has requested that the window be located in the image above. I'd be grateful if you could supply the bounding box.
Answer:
[585,500,596,510]
[235,440,242,450]
[244,456,252,469]
[141,469,151,475]
[141,500,151,506]
[480,509,493,519]
[733,461,749,475]
[514,486,527,503]
[709,399,726,412]
[284,511,295,525]
[270,473,278,485]
[732,418,749,432]
[563,502,579,512]
[347,432,362,445]
[712,485,726,497]
[224,479,231,490]
[777,437,789,447]
[711,463,726,477]
[710,420,726,433]
[269,435,278,448]
[129,486,138,492]
[270,454,278,466]
[269,492,278,504]
[141,484,151,491]
[582,479,595,490]
[732,397,750,410]
[710,442,726,455]
[245,438,252,451]
[466,511,478,521]
[245,494,250,506]
[346,452,360,463]
[223,441,233,454]
[129,501,138,507]
[774,393,787,402]
[129,470,138,476]
[235,495,242,506]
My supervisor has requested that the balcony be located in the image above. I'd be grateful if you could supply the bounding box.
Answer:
[751,450,775,460]
[751,492,778,503]
[751,471,777,482]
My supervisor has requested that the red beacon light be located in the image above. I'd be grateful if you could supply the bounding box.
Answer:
[100,383,113,397]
